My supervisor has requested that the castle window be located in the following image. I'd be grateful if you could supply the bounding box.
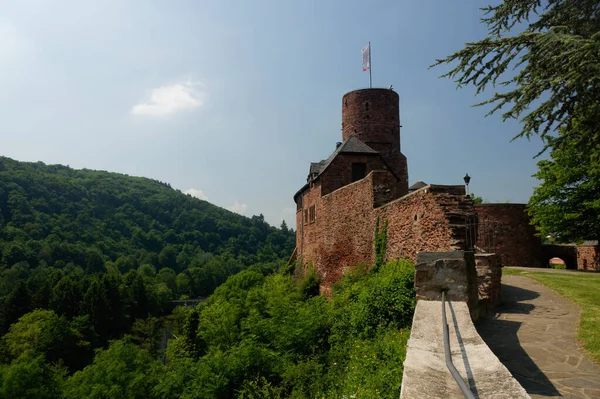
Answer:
[351,163,366,182]
[304,209,308,224]
[309,205,316,223]
[365,102,369,111]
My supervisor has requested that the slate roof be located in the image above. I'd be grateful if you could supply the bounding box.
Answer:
[409,181,427,191]
[294,136,380,201]
[309,136,378,177]
[310,161,326,175]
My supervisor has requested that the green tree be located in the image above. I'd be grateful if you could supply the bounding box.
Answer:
[125,271,150,320]
[528,125,600,243]
[432,0,600,150]
[0,354,65,399]
[0,282,32,334]
[85,250,105,274]
[469,193,484,204]
[63,338,162,399]
[81,278,114,342]
[158,246,178,271]
[50,276,83,319]
[1,309,92,371]
[131,316,162,357]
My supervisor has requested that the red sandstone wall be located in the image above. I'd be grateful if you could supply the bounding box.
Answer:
[296,170,476,292]
[376,190,451,262]
[320,154,387,196]
[577,246,600,271]
[474,204,542,267]
[315,175,377,292]
[341,89,408,195]
[342,89,400,148]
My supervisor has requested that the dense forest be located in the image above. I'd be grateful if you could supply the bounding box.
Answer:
[0,156,416,398]
[0,157,294,373]
[1,259,415,398]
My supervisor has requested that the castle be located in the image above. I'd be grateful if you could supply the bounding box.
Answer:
[291,88,599,290]
[291,88,477,292]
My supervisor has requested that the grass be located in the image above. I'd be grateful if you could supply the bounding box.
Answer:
[503,268,600,364]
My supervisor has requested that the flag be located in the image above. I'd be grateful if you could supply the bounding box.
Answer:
[362,43,370,71]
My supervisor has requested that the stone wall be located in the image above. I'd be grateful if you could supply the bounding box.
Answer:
[377,185,475,262]
[320,153,388,196]
[541,244,600,271]
[402,250,530,398]
[296,170,478,293]
[576,245,600,271]
[414,251,479,321]
[540,245,578,269]
[474,204,542,267]
[341,89,408,195]
[475,254,502,317]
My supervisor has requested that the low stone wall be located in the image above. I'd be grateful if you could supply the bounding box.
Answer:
[577,245,600,271]
[401,301,530,399]
[475,254,502,317]
[402,251,530,398]
[415,251,479,321]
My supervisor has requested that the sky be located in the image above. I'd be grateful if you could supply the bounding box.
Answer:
[0,0,546,228]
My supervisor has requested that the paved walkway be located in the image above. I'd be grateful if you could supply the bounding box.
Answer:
[477,275,600,399]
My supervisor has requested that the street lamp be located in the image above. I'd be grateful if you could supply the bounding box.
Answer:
[463,173,471,196]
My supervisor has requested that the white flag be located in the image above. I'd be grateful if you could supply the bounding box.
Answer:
[362,43,370,71]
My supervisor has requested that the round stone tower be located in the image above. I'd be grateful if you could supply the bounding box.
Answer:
[342,88,408,195]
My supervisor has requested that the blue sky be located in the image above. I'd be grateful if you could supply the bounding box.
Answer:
[0,0,545,228]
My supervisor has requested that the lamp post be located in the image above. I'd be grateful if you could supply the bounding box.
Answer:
[463,173,471,196]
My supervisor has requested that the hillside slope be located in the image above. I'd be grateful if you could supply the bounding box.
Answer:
[0,156,294,335]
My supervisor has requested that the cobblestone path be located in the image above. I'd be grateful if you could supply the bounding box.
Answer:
[477,275,600,399]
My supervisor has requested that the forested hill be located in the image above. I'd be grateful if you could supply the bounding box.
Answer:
[0,156,294,265]
[0,155,295,334]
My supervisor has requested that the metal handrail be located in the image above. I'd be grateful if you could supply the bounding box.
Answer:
[442,291,477,399]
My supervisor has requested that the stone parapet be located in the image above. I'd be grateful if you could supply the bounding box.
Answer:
[400,301,531,399]
[415,251,479,321]
[475,254,502,317]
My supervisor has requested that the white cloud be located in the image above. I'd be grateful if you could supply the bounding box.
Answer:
[228,201,248,215]
[184,188,208,201]
[131,81,205,117]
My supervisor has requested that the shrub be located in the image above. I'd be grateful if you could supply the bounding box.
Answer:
[551,263,567,270]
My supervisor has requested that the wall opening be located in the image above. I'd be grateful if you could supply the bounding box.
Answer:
[351,163,366,182]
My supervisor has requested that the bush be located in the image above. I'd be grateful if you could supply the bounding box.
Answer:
[551,263,567,270]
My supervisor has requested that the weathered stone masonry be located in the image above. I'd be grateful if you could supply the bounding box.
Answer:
[474,204,542,267]
[293,88,479,291]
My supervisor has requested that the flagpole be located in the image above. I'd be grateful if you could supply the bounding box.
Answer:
[369,42,372,88]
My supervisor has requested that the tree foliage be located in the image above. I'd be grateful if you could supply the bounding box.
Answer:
[0,256,415,398]
[0,156,295,379]
[432,0,600,150]
[528,122,600,243]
